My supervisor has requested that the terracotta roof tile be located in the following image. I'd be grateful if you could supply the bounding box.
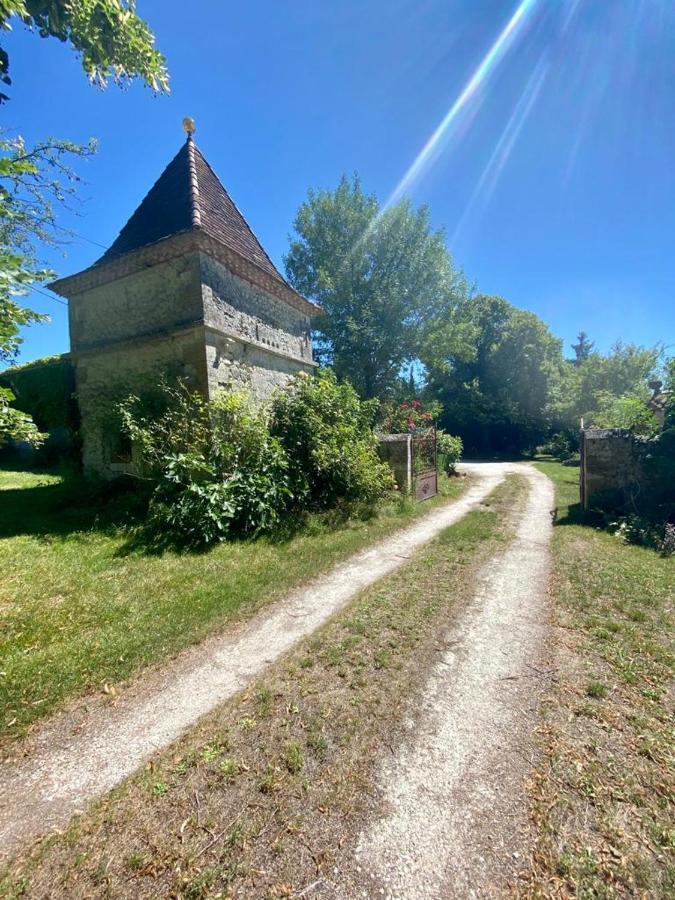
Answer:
[98,137,286,285]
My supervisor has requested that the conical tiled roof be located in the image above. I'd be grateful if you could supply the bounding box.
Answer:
[98,136,286,285]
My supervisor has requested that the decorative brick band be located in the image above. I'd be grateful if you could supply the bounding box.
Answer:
[50,231,320,319]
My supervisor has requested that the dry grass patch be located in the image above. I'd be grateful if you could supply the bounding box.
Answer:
[0,476,527,899]
[518,463,674,898]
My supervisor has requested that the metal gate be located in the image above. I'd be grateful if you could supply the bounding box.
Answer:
[412,428,438,501]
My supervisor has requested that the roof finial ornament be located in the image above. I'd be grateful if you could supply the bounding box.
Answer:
[182,116,196,139]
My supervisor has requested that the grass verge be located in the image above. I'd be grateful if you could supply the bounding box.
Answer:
[0,475,527,899]
[519,462,674,897]
[0,468,466,748]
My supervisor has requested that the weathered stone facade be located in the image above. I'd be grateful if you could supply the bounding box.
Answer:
[580,428,647,508]
[51,134,318,475]
[377,434,413,493]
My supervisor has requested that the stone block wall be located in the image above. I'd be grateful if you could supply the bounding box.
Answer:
[200,255,313,365]
[66,245,315,476]
[580,428,646,508]
[69,255,202,352]
[205,329,311,402]
[75,328,207,473]
[378,434,412,493]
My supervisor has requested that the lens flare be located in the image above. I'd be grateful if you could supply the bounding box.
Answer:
[382,0,540,212]
[341,0,542,271]
[452,58,549,247]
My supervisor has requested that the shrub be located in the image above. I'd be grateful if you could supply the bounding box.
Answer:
[540,430,578,461]
[437,430,463,474]
[0,354,76,432]
[270,369,394,508]
[608,515,675,556]
[0,386,44,448]
[591,392,660,437]
[121,383,291,546]
[379,398,442,434]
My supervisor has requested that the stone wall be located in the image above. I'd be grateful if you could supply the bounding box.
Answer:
[66,246,315,475]
[378,434,412,493]
[200,254,312,365]
[205,329,311,402]
[75,328,207,473]
[580,428,646,508]
[69,255,202,352]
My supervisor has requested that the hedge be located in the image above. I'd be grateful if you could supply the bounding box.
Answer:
[0,354,78,433]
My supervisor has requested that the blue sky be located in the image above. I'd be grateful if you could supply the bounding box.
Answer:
[5,0,675,364]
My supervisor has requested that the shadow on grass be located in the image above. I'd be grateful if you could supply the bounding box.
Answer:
[0,468,388,559]
[553,501,592,527]
[0,467,151,542]
[0,465,440,558]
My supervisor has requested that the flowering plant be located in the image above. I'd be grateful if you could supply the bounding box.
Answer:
[380,398,442,434]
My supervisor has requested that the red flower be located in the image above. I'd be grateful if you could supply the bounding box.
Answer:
[412,399,421,409]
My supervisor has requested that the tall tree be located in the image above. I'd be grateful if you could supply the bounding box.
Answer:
[0,0,169,102]
[284,174,468,399]
[423,295,565,454]
[571,330,595,365]
[552,341,662,427]
[664,356,675,392]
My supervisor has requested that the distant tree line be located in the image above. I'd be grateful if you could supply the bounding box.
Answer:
[285,175,670,455]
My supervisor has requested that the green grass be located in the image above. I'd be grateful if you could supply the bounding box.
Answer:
[525,462,674,898]
[0,476,526,899]
[0,467,466,746]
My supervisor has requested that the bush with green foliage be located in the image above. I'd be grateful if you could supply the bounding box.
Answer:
[436,430,463,475]
[119,372,394,547]
[270,369,394,508]
[0,354,76,431]
[120,383,291,546]
[608,515,674,556]
[0,385,44,446]
[0,354,78,462]
[591,391,659,436]
[540,430,579,461]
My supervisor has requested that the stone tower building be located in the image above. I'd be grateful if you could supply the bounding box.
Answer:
[51,131,318,474]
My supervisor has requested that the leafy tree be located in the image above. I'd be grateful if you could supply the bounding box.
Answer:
[0,384,43,445]
[284,174,468,399]
[0,0,169,102]
[592,392,659,436]
[0,133,95,363]
[664,356,675,392]
[552,341,661,428]
[571,330,595,365]
[423,295,564,454]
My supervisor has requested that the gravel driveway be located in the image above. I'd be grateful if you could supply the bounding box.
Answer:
[355,463,554,898]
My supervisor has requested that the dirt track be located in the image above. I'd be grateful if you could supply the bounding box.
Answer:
[354,464,554,898]
[0,463,519,865]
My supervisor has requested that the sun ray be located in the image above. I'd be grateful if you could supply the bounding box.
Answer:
[341,0,542,270]
[381,0,541,212]
[451,58,549,248]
